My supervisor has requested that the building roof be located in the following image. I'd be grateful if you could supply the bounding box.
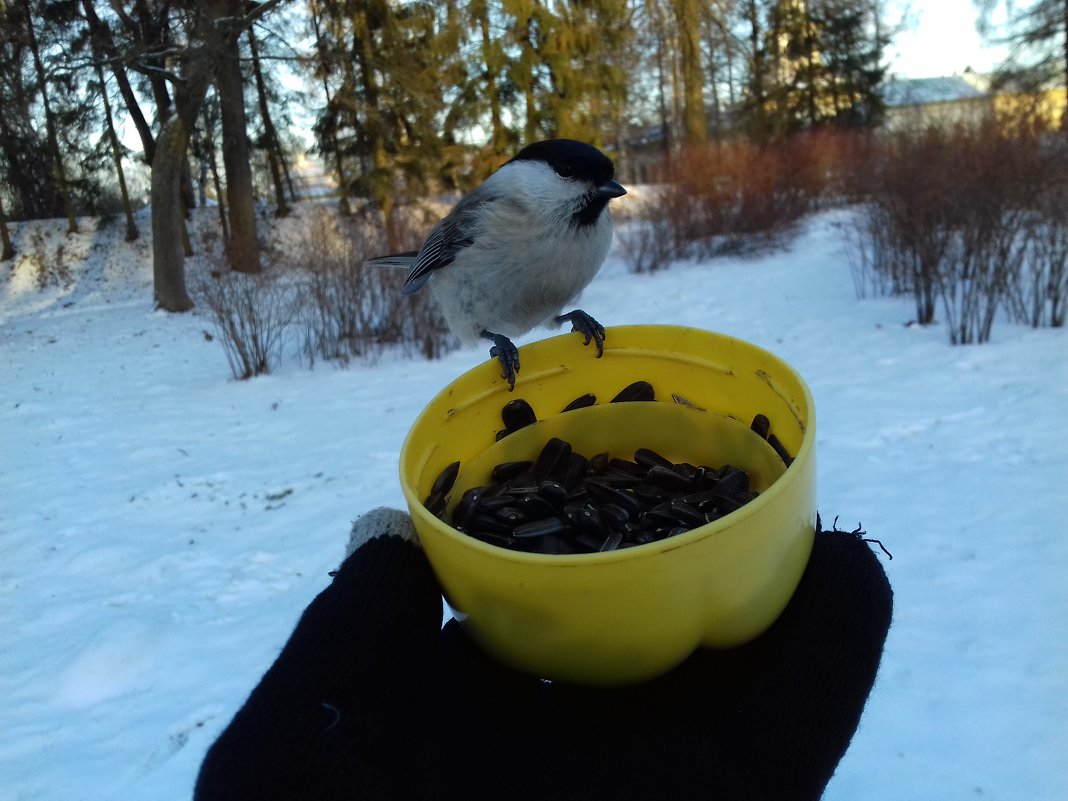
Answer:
[881,74,989,107]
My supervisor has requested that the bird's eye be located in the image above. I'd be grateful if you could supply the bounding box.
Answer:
[557,165,574,179]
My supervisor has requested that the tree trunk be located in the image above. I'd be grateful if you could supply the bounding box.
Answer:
[707,22,722,137]
[309,2,351,213]
[151,41,214,311]
[744,0,769,138]
[215,14,260,274]
[80,0,155,164]
[653,8,672,157]
[673,0,707,144]
[96,63,138,241]
[148,0,282,310]
[281,152,297,202]
[354,7,399,249]
[804,1,819,127]
[476,0,508,150]
[519,13,539,142]
[129,0,176,129]
[0,194,14,261]
[22,0,78,233]
[152,119,197,311]
[203,96,231,243]
[247,25,290,217]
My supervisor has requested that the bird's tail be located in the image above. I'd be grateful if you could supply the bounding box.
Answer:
[364,251,418,269]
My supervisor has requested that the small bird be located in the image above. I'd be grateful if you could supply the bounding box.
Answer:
[369,139,626,389]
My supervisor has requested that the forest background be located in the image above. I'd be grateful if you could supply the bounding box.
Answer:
[1,0,1065,332]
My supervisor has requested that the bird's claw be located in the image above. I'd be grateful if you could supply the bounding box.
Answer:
[556,310,606,357]
[483,331,520,391]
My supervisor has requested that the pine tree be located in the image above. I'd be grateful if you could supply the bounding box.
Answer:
[215,0,260,274]
[20,0,78,232]
[308,0,354,213]
[78,0,156,165]
[0,0,67,220]
[814,0,886,127]
[976,0,1067,124]
[471,0,512,152]
[310,0,464,248]
[740,0,777,139]
[740,0,886,136]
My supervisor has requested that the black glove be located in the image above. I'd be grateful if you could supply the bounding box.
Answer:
[195,509,892,801]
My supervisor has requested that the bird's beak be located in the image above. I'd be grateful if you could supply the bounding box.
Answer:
[598,179,627,199]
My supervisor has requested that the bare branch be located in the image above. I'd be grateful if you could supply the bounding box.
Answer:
[214,0,289,33]
[130,60,186,87]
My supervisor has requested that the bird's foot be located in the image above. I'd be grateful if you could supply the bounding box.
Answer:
[481,330,520,391]
[555,310,605,357]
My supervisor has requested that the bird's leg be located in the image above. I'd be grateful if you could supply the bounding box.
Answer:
[555,310,606,357]
[480,330,520,391]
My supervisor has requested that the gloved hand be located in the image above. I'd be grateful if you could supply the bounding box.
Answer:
[195,508,892,801]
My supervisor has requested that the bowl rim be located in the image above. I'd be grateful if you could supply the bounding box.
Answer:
[400,324,816,566]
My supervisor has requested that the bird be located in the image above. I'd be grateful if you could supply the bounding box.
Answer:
[369,139,627,390]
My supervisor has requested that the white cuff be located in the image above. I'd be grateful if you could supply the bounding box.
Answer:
[345,507,420,561]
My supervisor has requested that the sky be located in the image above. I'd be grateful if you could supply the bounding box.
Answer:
[885,0,1011,79]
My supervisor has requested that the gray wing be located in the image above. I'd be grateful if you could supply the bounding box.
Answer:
[397,189,496,295]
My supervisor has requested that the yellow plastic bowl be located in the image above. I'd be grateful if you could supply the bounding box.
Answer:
[399,325,816,685]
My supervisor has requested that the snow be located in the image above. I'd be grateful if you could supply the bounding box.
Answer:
[1,205,1066,800]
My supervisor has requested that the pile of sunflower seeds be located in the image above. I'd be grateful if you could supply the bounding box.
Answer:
[420,382,793,555]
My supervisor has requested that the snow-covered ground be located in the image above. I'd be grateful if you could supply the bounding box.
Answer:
[1,206,1065,800]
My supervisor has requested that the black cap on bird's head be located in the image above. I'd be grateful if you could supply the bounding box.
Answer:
[509,139,618,189]
[508,139,627,226]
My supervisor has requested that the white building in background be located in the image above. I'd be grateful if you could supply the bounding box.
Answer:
[881,73,992,130]
[881,70,1066,131]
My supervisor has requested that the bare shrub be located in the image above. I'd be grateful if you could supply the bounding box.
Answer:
[676,141,813,256]
[384,282,456,361]
[1009,136,1068,328]
[24,225,73,290]
[843,204,900,299]
[846,118,1065,342]
[189,210,224,262]
[864,126,959,325]
[279,207,453,366]
[937,123,1039,343]
[617,215,675,274]
[194,267,300,380]
[623,136,844,272]
[782,128,876,207]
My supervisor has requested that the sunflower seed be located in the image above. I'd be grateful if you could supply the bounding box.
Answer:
[768,434,793,466]
[562,393,597,412]
[750,414,771,440]
[513,517,566,539]
[611,380,655,403]
[501,398,537,432]
[532,437,572,480]
[492,460,534,482]
[440,406,777,554]
[634,447,674,470]
[430,460,461,497]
